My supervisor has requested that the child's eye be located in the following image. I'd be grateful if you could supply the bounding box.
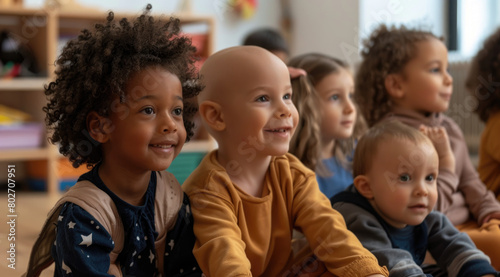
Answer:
[430,67,440,73]
[256,95,269,102]
[349,92,354,99]
[142,107,155,115]
[330,94,339,101]
[173,108,183,116]
[425,174,435,182]
[283,93,292,100]
[399,174,411,182]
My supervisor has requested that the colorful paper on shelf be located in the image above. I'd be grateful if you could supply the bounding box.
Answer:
[0,104,31,124]
[0,123,43,149]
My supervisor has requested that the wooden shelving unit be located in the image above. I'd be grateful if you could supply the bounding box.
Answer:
[0,6,215,193]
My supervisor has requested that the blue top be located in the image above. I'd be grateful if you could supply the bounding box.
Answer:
[316,156,353,199]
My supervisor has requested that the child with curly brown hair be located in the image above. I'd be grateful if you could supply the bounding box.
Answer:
[24,5,203,277]
[355,24,500,269]
[288,53,366,199]
[466,28,500,201]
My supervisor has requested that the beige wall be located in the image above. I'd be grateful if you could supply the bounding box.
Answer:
[290,0,360,64]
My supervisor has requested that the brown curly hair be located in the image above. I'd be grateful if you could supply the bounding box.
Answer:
[43,4,202,168]
[465,27,500,123]
[355,24,440,127]
[288,53,366,173]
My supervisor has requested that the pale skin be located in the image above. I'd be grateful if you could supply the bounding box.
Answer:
[385,38,500,225]
[419,125,455,172]
[355,136,495,276]
[198,46,298,197]
[355,137,439,229]
[314,68,356,159]
[198,46,385,277]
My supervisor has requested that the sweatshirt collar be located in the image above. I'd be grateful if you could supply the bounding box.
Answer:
[384,106,443,127]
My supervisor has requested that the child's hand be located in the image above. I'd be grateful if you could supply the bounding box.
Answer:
[419,125,455,173]
[288,66,306,79]
[481,212,500,225]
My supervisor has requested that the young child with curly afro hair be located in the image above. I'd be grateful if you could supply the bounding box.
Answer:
[466,27,500,202]
[355,24,500,269]
[25,5,204,276]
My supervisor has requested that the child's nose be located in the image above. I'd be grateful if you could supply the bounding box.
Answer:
[162,115,177,133]
[444,70,453,85]
[276,102,292,118]
[415,182,429,196]
[344,98,355,114]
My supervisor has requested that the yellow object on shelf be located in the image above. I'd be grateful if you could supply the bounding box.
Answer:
[0,0,22,7]
[0,104,31,124]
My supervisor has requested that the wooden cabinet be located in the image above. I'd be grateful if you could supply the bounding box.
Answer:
[0,6,215,193]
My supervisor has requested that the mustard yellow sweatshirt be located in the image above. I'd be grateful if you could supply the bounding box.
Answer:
[182,151,388,277]
[478,111,500,201]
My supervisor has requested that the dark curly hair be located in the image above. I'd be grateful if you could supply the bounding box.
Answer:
[355,24,440,127]
[465,27,500,123]
[43,4,202,168]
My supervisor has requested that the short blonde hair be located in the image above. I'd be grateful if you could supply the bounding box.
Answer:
[353,120,432,177]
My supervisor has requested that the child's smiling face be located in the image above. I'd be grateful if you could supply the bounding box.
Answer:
[393,38,453,114]
[102,67,186,173]
[199,46,299,158]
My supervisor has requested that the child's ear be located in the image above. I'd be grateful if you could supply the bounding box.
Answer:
[353,175,374,199]
[385,74,405,99]
[199,101,225,131]
[86,111,112,143]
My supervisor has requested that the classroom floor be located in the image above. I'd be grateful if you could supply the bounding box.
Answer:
[0,192,60,277]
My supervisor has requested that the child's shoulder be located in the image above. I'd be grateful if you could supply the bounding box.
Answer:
[156,170,182,191]
[487,110,500,125]
[182,150,232,194]
[437,113,468,140]
[275,153,316,180]
[156,170,183,200]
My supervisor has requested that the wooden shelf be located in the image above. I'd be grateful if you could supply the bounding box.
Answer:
[0,147,50,161]
[0,7,215,193]
[0,78,49,90]
[0,6,41,16]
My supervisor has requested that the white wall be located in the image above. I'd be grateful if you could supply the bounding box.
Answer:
[290,0,447,65]
[459,0,499,57]
[23,0,456,62]
[359,0,446,39]
[24,0,282,52]
[289,0,360,64]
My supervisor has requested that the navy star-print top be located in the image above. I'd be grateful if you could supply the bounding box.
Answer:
[51,165,158,276]
[50,165,203,277]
